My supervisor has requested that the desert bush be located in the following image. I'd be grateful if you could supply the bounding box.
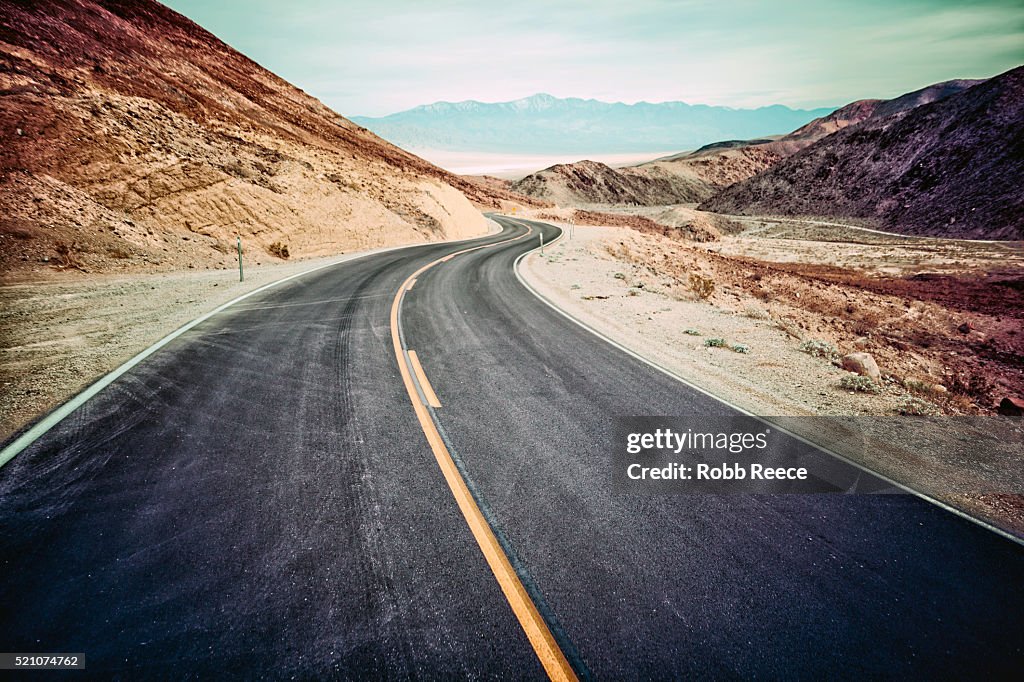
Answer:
[683,328,702,336]
[850,309,884,336]
[604,242,631,261]
[613,272,626,280]
[947,371,993,404]
[731,343,750,354]
[904,378,939,395]
[743,304,770,320]
[799,339,839,361]
[839,374,880,393]
[689,272,715,300]
[775,317,803,340]
[268,241,290,259]
[898,396,940,416]
[705,338,727,348]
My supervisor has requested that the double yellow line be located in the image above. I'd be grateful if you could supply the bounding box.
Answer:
[388,223,577,681]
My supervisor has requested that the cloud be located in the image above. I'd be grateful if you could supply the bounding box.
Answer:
[163,0,1024,115]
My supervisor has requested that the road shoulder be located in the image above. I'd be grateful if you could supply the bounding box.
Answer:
[517,223,1024,540]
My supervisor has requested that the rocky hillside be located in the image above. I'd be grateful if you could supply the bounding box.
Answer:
[458,175,553,209]
[511,160,715,206]
[870,78,985,120]
[761,99,882,156]
[513,79,982,209]
[0,0,494,278]
[701,68,1022,240]
[511,143,788,207]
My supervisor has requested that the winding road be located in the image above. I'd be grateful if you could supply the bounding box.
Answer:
[1,216,1022,678]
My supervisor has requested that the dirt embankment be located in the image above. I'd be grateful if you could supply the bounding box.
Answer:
[0,0,498,280]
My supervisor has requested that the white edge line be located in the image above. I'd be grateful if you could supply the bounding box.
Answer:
[0,232,487,469]
[505,216,1024,547]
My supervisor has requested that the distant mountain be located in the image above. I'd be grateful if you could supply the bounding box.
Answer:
[763,99,884,156]
[701,68,1022,240]
[511,79,984,208]
[351,94,834,154]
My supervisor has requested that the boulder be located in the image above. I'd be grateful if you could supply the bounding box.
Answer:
[998,397,1024,416]
[842,352,880,381]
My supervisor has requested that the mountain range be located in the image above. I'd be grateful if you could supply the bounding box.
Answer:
[510,81,979,207]
[509,73,1024,240]
[352,94,834,154]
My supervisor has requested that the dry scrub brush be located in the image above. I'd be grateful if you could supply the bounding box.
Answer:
[268,241,290,259]
[839,374,880,393]
[688,272,715,300]
[799,339,839,361]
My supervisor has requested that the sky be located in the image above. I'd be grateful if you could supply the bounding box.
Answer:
[162,0,1024,117]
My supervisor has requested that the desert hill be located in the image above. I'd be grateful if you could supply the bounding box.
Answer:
[870,78,985,120]
[761,99,882,155]
[701,67,1022,239]
[512,79,982,209]
[458,175,552,209]
[510,159,714,206]
[509,142,784,207]
[0,0,501,277]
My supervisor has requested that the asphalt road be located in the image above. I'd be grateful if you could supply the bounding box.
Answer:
[2,216,1023,679]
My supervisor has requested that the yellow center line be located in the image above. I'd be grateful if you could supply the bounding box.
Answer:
[407,350,442,408]
[389,221,578,681]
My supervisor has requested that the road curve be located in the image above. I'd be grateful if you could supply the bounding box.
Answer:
[1,216,1023,678]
